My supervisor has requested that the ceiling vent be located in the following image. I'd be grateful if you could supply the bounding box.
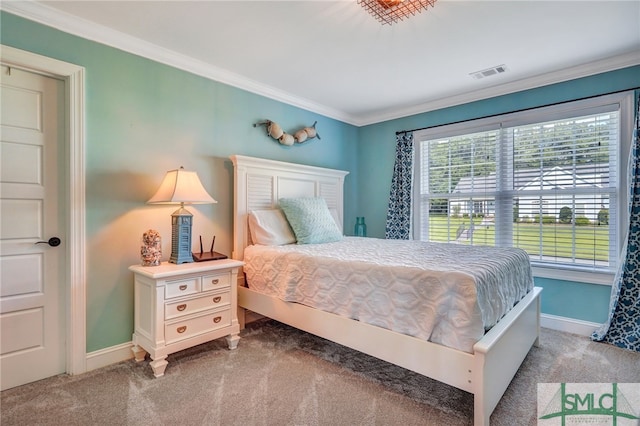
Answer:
[470,64,507,80]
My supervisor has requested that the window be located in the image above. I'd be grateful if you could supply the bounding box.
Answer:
[414,92,633,275]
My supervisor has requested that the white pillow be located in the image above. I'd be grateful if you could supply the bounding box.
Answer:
[248,209,296,246]
[329,208,342,233]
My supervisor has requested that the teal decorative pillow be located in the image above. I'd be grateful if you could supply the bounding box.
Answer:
[279,197,343,244]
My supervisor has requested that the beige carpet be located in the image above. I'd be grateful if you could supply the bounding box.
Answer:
[1,319,638,425]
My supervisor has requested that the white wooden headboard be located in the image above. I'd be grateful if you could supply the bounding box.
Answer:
[230,155,349,261]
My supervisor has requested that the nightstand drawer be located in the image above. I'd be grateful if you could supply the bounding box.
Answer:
[165,277,200,299]
[202,273,230,291]
[165,291,231,320]
[165,309,232,344]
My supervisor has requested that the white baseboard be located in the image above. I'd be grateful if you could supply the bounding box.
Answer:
[85,311,261,372]
[540,313,601,337]
[83,314,602,372]
[85,341,134,372]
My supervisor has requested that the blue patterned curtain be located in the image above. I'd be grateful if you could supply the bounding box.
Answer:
[385,132,414,239]
[592,96,640,352]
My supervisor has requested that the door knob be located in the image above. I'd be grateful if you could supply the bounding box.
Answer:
[35,237,61,247]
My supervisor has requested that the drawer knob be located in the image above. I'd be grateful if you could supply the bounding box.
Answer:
[211,279,219,285]
[213,296,222,303]
[177,326,187,333]
[177,304,187,311]
[213,316,222,324]
[179,285,187,291]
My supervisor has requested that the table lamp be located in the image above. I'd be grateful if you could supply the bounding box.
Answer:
[147,167,216,264]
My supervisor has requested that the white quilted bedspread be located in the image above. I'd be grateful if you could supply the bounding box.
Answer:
[243,237,533,353]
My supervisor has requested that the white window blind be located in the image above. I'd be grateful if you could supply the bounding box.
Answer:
[419,129,500,246]
[414,92,632,273]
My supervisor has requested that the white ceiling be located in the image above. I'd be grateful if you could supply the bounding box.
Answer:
[5,1,640,125]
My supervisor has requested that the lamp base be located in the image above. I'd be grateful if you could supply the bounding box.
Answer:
[192,251,228,262]
[170,207,194,264]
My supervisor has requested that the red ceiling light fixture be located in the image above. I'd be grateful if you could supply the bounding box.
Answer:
[358,0,437,25]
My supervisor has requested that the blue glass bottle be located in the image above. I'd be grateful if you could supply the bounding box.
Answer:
[355,217,367,237]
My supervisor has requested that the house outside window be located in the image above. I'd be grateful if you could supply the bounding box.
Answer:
[413,92,633,279]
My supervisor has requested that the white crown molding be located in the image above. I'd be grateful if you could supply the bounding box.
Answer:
[361,50,640,126]
[1,1,358,125]
[3,1,638,127]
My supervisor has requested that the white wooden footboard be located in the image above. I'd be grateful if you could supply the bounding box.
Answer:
[471,286,542,425]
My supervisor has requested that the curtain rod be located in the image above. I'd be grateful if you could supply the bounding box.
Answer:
[395,87,639,135]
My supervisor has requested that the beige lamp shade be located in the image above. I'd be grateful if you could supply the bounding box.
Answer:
[147,167,217,205]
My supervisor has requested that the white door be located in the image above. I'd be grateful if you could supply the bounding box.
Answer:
[0,65,66,390]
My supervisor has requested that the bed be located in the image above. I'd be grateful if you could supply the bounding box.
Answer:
[230,154,542,426]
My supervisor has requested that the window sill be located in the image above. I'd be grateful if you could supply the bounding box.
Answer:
[531,265,614,286]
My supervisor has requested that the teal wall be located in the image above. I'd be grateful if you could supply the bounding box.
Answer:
[2,11,637,352]
[1,12,359,352]
[534,278,612,324]
[358,68,640,325]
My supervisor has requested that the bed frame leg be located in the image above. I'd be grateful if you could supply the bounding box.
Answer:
[474,392,490,426]
[237,306,246,329]
[533,293,541,348]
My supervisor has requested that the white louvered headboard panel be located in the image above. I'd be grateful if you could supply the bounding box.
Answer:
[230,155,349,261]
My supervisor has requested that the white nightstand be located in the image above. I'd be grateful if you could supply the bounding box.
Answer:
[130,259,244,377]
